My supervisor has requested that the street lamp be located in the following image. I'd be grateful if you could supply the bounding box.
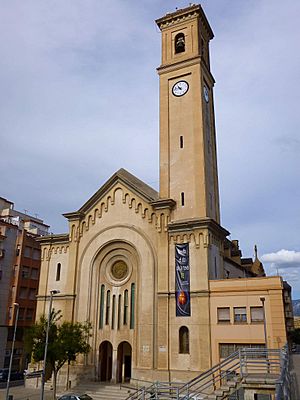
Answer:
[40,289,60,400]
[260,296,270,373]
[6,303,19,400]
[260,297,268,347]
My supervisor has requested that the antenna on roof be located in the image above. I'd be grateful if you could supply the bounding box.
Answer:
[24,209,28,215]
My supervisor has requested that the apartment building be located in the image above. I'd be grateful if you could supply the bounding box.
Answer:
[0,196,49,370]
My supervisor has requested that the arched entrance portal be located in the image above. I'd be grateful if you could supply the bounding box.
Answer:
[99,341,113,381]
[117,341,132,383]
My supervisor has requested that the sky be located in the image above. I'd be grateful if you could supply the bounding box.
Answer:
[1,1,300,296]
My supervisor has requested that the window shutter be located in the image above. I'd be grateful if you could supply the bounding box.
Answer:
[251,307,263,321]
[218,308,230,320]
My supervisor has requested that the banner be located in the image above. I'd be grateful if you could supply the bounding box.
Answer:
[175,243,191,317]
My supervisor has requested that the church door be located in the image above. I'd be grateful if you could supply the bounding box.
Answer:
[117,341,132,383]
[99,341,113,381]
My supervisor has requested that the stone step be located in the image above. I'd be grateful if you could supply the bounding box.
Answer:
[58,383,133,400]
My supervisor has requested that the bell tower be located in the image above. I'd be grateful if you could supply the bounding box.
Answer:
[156,4,220,224]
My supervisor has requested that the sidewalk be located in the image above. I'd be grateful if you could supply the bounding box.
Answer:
[0,385,55,400]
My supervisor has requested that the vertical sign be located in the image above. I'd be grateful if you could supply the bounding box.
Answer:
[175,243,191,317]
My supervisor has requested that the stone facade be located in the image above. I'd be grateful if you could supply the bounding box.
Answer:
[35,4,291,387]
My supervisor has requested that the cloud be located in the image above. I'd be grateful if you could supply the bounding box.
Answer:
[261,250,300,296]
[261,250,300,268]
[0,0,300,295]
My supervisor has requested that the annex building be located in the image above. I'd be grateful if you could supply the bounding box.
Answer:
[35,4,293,386]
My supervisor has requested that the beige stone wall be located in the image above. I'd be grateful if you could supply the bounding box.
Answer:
[158,11,220,224]
[36,243,70,319]
[35,5,290,387]
[209,277,287,365]
[37,183,169,381]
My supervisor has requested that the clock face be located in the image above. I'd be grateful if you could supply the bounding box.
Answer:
[172,80,189,97]
[203,85,209,102]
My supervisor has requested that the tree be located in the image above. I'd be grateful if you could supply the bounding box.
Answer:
[25,310,91,399]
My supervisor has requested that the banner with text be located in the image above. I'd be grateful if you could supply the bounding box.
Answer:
[175,243,191,317]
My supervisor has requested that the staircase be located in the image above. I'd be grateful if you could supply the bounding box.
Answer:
[59,382,133,400]
[126,346,290,399]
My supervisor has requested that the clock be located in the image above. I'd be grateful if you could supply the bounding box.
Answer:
[203,85,209,103]
[172,80,189,97]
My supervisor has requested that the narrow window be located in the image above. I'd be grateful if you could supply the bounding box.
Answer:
[99,285,105,329]
[124,289,128,325]
[234,307,247,323]
[118,294,121,330]
[111,295,116,329]
[24,246,31,258]
[18,308,25,320]
[29,288,36,300]
[217,307,230,323]
[26,308,34,320]
[179,326,189,354]
[21,266,30,279]
[214,256,217,278]
[180,136,184,148]
[19,287,27,299]
[175,33,185,54]
[31,268,39,280]
[130,283,135,329]
[105,290,111,325]
[250,307,264,323]
[181,192,185,206]
[56,263,61,281]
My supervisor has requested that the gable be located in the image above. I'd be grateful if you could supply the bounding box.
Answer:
[63,168,158,220]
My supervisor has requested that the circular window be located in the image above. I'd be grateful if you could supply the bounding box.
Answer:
[111,260,128,280]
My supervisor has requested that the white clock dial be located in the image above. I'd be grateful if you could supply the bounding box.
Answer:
[172,80,189,97]
[203,85,209,102]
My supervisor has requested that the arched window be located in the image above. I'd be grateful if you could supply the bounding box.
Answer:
[130,283,135,329]
[175,33,185,54]
[118,294,121,330]
[111,295,116,329]
[124,289,128,325]
[179,326,190,354]
[56,263,61,281]
[99,284,105,329]
[105,290,111,325]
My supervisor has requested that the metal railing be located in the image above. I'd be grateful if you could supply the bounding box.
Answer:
[275,345,291,400]
[126,345,290,399]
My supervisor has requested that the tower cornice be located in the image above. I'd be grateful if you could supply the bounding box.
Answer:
[155,4,214,40]
[157,56,215,84]
[168,218,229,239]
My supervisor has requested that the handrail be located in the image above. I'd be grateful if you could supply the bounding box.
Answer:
[126,346,288,399]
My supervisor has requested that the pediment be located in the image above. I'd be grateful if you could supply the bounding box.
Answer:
[63,168,158,220]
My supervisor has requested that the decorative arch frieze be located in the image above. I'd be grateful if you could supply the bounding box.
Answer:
[68,185,170,242]
[169,231,205,249]
[44,244,69,260]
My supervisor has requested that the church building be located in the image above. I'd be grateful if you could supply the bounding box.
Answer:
[36,4,292,385]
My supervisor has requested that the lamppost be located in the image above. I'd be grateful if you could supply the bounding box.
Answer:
[40,289,60,400]
[260,296,270,372]
[260,297,268,347]
[6,303,19,400]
